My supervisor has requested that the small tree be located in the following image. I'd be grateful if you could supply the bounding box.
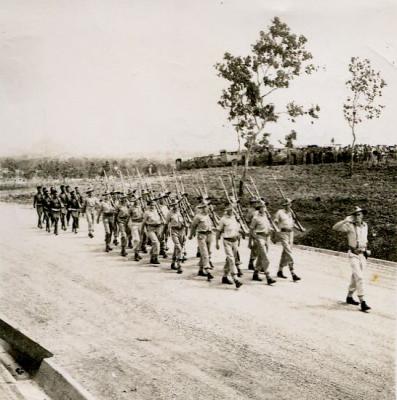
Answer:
[279,129,297,148]
[215,17,320,195]
[343,57,386,175]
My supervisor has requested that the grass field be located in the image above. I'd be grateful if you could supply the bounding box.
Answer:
[1,162,396,261]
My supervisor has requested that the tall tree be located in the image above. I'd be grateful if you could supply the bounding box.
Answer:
[215,17,320,195]
[343,57,386,175]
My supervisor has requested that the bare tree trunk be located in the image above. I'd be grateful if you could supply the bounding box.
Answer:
[350,124,356,176]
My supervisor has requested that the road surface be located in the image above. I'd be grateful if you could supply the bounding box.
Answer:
[0,203,395,400]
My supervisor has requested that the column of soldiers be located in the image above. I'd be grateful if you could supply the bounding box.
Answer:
[33,181,372,312]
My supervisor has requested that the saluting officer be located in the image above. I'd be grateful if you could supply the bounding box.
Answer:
[274,198,301,282]
[250,201,276,285]
[189,203,214,281]
[332,207,371,312]
[216,205,243,288]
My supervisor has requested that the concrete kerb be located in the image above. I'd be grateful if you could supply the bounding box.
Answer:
[295,244,397,269]
[0,314,97,400]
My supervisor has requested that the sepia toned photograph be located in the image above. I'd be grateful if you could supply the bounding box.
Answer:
[0,1,396,399]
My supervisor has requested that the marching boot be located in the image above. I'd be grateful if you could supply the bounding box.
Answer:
[196,248,201,258]
[152,255,160,265]
[181,251,187,263]
[252,271,263,281]
[360,301,371,312]
[206,271,214,281]
[106,234,113,252]
[127,239,133,249]
[121,238,128,257]
[134,252,142,261]
[176,262,183,274]
[277,270,288,279]
[346,296,360,306]
[237,267,243,277]
[141,244,148,254]
[248,259,255,271]
[197,269,207,277]
[222,276,234,285]
[292,273,301,282]
[170,261,177,270]
[266,276,276,285]
[234,278,243,289]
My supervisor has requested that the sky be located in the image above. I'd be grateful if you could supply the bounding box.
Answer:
[0,0,396,158]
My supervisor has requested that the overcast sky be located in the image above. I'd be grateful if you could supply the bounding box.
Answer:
[0,0,396,158]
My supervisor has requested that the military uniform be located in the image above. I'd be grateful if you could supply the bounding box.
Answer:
[333,207,371,312]
[274,204,300,281]
[115,200,130,256]
[59,187,68,231]
[246,200,259,270]
[97,195,116,252]
[250,210,276,285]
[217,213,242,288]
[159,201,170,258]
[190,208,214,279]
[68,195,81,233]
[128,202,143,261]
[49,194,63,235]
[33,188,44,228]
[83,191,99,238]
[166,207,186,273]
[142,206,162,264]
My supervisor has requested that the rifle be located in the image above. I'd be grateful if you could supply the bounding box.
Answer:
[248,176,280,233]
[219,177,249,236]
[228,174,250,233]
[271,174,305,232]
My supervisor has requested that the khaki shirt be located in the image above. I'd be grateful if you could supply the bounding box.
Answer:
[167,211,185,229]
[116,205,130,223]
[217,215,240,238]
[246,207,258,225]
[100,201,115,214]
[85,196,99,210]
[160,204,170,221]
[130,206,143,222]
[274,209,294,230]
[191,213,213,233]
[334,221,368,249]
[143,209,162,226]
[250,213,271,234]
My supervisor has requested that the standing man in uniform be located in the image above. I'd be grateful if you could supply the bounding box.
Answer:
[250,201,276,285]
[142,201,162,265]
[216,205,243,288]
[82,188,98,238]
[274,198,301,282]
[189,203,214,281]
[332,207,371,312]
[97,192,115,252]
[166,200,186,274]
[42,188,51,232]
[33,186,44,229]
[158,194,170,258]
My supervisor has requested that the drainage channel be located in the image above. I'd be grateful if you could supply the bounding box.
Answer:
[0,315,97,400]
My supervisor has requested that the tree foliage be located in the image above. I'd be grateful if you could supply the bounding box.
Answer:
[215,17,320,193]
[343,57,386,174]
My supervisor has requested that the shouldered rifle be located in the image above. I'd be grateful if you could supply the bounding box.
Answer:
[248,176,280,233]
[219,177,249,236]
[271,174,305,232]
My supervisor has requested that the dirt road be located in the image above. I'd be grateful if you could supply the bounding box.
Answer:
[0,203,395,400]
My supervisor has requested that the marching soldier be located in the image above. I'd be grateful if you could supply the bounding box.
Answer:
[158,194,170,258]
[74,187,84,230]
[68,191,82,234]
[42,188,51,232]
[128,196,143,261]
[142,201,162,265]
[246,197,260,270]
[216,205,243,288]
[97,192,115,252]
[332,207,371,312]
[115,195,130,257]
[166,200,186,274]
[59,185,69,231]
[111,191,120,246]
[189,203,214,281]
[83,188,98,238]
[250,201,276,285]
[64,185,72,226]
[33,186,44,229]
[273,198,301,282]
[49,189,63,235]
